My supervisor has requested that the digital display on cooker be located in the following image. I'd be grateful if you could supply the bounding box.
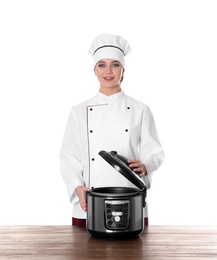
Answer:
[113,204,122,211]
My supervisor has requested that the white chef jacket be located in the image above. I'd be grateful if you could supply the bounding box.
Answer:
[60,90,164,219]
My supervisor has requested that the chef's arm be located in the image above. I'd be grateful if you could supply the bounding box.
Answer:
[75,186,90,212]
[60,149,84,203]
[60,108,85,203]
[139,106,165,188]
[128,160,147,177]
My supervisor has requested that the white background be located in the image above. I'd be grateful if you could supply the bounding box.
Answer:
[0,0,217,225]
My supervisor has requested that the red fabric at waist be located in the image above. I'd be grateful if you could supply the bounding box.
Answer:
[72,217,148,227]
[72,218,86,227]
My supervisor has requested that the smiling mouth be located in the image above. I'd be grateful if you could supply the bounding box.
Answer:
[104,77,114,81]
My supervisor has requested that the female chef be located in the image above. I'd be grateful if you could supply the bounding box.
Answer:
[60,34,165,227]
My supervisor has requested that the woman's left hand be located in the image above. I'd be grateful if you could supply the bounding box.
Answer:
[128,160,147,177]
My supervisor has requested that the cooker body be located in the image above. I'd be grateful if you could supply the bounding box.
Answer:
[86,187,145,239]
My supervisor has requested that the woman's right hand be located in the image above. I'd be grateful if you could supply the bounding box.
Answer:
[75,186,90,212]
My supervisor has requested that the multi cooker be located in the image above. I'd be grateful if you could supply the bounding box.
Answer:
[86,150,147,239]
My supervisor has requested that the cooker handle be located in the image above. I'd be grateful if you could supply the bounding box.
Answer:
[85,187,93,203]
[143,191,147,208]
[110,151,139,175]
[110,151,129,166]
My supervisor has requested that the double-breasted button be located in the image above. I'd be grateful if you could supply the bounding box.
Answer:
[91,158,95,161]
[90,130,93,133]
[125,129,128,132]
[90,108,93,111]
[127,107,130,110]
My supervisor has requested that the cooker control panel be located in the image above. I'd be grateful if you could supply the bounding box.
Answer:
[104,200,130,230]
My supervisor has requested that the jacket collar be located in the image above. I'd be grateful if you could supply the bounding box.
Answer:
[96,90,125,105]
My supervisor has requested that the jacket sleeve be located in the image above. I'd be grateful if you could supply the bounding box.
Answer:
[59,108,84,203]
[139,106,165,189]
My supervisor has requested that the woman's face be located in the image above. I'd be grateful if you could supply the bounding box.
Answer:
[94,59,124,93]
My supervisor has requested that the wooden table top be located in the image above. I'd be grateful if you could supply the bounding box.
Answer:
[0,225,217,259]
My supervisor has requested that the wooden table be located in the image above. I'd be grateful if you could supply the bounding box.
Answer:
[1,226,217,259]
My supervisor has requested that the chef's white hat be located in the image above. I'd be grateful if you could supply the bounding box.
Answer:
[88,34,131,68]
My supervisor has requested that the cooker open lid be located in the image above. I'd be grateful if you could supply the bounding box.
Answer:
[99,150,146,191]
